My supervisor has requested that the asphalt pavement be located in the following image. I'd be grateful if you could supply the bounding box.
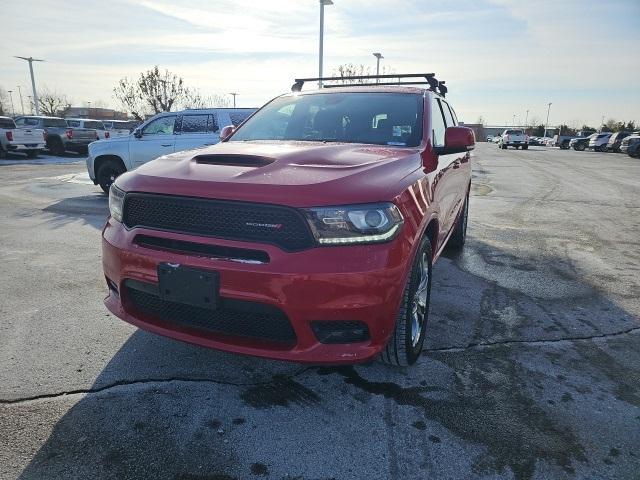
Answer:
[0,144,638,480]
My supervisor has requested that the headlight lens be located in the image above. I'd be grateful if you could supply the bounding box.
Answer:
[108,185,125,222]
[303,202,403,245]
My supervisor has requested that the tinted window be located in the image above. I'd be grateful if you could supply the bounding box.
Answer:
[441,101,455,127]
[43,118,68,127]
[229,111,251,126]
[84,121,104,129]
[230,93,423,147]
[0,118,15,128]
[181,115,209,133]
[505,130,523,135]
[431,99,447,146]
[67,120,81,128]
[142,116,176,135]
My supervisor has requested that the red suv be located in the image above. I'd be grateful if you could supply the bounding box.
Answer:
[103,74,474,366]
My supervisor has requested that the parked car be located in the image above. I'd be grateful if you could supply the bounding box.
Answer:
[605,131,631,153]
[102,76,474,366]
[14,115,97,155]
[66,118,110,140]
[486,135,494,142]
[569,133,596,151]
[0,116,46,159]
[498,129,528,149]
[88,108,256,192]
[103,120,134,137]
[588,133,612,152]
[620,135,640,158]
[552,135,575,149]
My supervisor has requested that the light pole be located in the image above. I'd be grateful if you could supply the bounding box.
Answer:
[7,90,15,116]
[15,56,45,115]
[318,0,333,88]
[525,109,529,127]
[512,114,516,126]
[229,93,238,108]
[543,102,552,138]
[27,96,33,114]
[600,115,605,132]
[373,52,383,82]
[16,86,24,114]
[87,101,91,117]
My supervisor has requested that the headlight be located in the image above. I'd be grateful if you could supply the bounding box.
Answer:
[108,185,125,222]
[303,202,403,245]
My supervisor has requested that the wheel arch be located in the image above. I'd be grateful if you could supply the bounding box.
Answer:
[94,154,126,178]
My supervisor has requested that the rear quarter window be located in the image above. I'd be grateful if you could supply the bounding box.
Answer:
[0,118,16,128]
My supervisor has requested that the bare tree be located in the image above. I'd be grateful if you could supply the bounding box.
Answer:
[114,66,191,121]
[37,88,68,116]
[332,63,395,84]
[182,89,230,109]
[0,87,9,116]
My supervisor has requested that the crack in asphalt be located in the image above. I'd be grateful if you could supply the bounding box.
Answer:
[0,368,311,406]
[423,326,640,353]
[3,327,639,406]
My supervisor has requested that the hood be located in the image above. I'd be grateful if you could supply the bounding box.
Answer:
[117,141,422,207]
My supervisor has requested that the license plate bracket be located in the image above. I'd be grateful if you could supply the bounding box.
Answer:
[157,263,219,310]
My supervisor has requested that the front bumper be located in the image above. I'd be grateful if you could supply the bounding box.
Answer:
[102,219,411,364]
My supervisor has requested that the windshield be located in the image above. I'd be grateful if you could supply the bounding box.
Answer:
[229,92,423,147]
[505,130,523,135]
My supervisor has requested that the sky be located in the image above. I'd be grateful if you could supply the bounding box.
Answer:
[1,0,638,127]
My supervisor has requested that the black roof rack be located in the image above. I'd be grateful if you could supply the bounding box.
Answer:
[291,73,448,96]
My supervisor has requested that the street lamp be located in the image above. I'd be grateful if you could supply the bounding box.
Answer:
[7,90,15,116]
[27,96,33,114]
[512,114,516,126]
[525,109,529,127]
[318,0,333,88]
[15,56,45,115]
[373,52,383,82]
[543,102,552,139]
[229,92,238,108]
[600,115,605,132]
[16,86,24,115]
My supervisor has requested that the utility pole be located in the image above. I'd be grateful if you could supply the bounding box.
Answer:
[7,90,15,116]
[16,86,24,114]
[543,102,552,139]
[228,93,238,108]
[318,0,333,88]
[373,53,383,82]
[15,56,45,115]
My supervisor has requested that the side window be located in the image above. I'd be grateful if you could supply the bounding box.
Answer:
[228,112,250,127]
[431,99,446,146]
[445,102,458,125]
[67,120,80,128]
[181,115,209,134]
[441,101,455,127]
[142,116,176,135]
[15,118,25,126]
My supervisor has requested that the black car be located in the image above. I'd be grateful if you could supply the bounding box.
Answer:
[569,133,596,151]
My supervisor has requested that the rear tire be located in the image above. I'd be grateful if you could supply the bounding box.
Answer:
[501,144,507,150]
[97,159,126,194]
[576,143,586,151]
[0,147,7,159]
[48,138,65,156]
[380,238,432,367]
[26,149,39,158]
[522,144,528,150]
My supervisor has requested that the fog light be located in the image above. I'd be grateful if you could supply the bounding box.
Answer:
[311,321,370,344]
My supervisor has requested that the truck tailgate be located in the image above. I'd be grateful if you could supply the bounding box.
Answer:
[70,128,97,143]
[10,128,44,145]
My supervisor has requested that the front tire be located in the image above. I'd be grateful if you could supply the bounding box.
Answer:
[576,143,586,151]
[97,160,126,193]
[380,238,432,367]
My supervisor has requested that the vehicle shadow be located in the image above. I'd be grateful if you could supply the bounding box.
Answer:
[41,194,108,230]
[11,239,640,480]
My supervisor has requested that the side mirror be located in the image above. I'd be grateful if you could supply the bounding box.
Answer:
[220,125,236,140]
[436,126,475,155]
[133,128,142,139]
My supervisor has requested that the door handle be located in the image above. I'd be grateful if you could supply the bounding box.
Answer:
[452,161,460,169]
[161,144,172,147]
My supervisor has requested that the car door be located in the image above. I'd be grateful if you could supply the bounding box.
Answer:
[129,115,177,167]
[173,113,219,153]
[441,100,470,221]
[430,97,460,245]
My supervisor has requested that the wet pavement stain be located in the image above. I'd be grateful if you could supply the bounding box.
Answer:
[249,462,269,476]
[321,351,587,480]
[241,375,320,409]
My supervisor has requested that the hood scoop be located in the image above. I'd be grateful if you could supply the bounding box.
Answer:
[194,154,275,168]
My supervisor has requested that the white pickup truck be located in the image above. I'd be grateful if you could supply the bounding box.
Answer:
[0,116,46,159]
[87,107,256,192]
[498,129,529,150]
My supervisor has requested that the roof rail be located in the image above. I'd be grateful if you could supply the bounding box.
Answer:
[291,73,448,96]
